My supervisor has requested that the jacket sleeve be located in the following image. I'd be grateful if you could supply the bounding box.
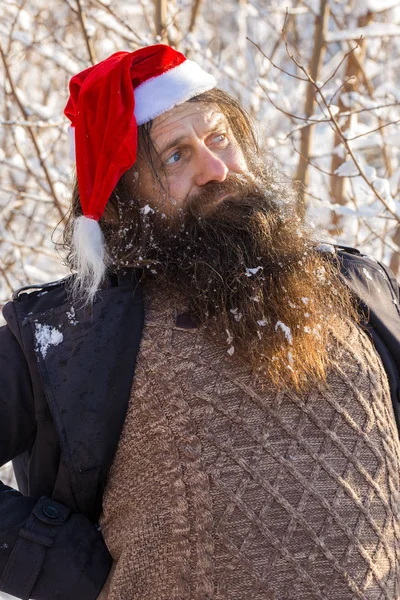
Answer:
[0,323,112,600]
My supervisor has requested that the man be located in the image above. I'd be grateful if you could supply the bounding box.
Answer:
[0,44,399,600]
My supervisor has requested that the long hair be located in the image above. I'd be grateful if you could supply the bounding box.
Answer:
[59,88,358,390]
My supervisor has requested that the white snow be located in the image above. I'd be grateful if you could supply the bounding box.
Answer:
[35,323,63,358]
[359,0,399,13]
[317,243,335,255]
[227,345,235,356]
[17,9,32,30]
[334,161,359,177]
[245,266,263,277]
[275,321,293,345]
[316,267,326,283]
[326,23,400,43]
[66,307,79,325]
[230,308,243,321]
[226,329,234,345]
[141,204,154,215]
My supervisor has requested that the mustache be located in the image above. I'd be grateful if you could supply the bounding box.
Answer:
[184,173,264,217]
[148,179,297,288]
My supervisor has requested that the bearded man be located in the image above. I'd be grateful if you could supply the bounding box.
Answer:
[1,45,400,600]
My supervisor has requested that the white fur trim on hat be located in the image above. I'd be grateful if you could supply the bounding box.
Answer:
[134,59,217,125]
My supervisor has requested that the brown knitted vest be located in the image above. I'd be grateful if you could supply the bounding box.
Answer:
[99,283,400,600]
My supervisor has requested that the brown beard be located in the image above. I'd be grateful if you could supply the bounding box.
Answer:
[137,173,357,390]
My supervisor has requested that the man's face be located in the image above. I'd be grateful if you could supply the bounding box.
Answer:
[136,101,248,215]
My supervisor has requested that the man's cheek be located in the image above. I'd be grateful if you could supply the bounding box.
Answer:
[167,183,189,210]
[229,146,248,174]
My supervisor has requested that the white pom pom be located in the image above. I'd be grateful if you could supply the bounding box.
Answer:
[71,215,108,304]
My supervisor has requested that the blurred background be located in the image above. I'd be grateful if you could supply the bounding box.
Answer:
[1,0,399,596]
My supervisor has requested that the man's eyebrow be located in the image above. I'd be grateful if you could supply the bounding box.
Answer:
[158,135,187,157]
[157,115,228,156]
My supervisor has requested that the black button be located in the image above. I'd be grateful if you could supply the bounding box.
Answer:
[43,505,59,519]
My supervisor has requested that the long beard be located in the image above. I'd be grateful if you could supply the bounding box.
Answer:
[138,172,356,390]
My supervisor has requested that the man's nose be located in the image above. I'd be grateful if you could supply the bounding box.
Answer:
[194,147,229,187]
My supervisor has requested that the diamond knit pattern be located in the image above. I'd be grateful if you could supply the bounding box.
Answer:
[100,285,400,600]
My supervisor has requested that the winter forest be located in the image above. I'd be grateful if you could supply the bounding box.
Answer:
[0,0,400,592]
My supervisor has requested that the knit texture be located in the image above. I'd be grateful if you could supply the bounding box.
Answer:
[99,283,400,599]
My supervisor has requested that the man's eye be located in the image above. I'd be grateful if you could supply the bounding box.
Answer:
[166,151,181,165]
[211,133,228,146]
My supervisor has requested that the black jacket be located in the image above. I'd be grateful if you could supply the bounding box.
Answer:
[0,270,144,600]
[0,249,399,600]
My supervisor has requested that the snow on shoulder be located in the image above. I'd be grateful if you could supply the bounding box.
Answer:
[35,323,63,359]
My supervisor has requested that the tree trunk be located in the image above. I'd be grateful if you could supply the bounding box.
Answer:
[154,0,168,43]
[389,226,400,279]
[294,0,329,215]
[189,0,203,33]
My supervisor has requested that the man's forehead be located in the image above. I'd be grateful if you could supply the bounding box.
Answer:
[150,102,227,149]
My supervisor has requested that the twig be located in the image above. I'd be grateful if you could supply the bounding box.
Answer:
[362,219,400,254]
[328,76,356,106]
[320,43,360,90]
[292,0,329,208]
[317,93,400,222]
[0,264,14,295]
[260,88,400,129]
[1,120,65,127]
[0,44,64,219]
[0,238,57,259]
[281,23,400,223]
[155,0,168,43]
[0,187,60,204]
[289,137,339,178]
[189,0,203,33]
[329,10,394,177]
[344,118,400,141]
[75,0,97,65]
[10,126,54,198]
[246,38,308,82]
[93,0,142,42]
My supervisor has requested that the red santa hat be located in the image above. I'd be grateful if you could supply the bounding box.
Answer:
[64,44,216,302]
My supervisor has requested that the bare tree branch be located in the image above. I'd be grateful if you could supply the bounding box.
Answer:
[293,0,329,211]
[75,0,97,65]
[0,43,64,220]
[279,18,400,223]
[189,0,203,33]
[246,37,308,82]
[154,0,168,43]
